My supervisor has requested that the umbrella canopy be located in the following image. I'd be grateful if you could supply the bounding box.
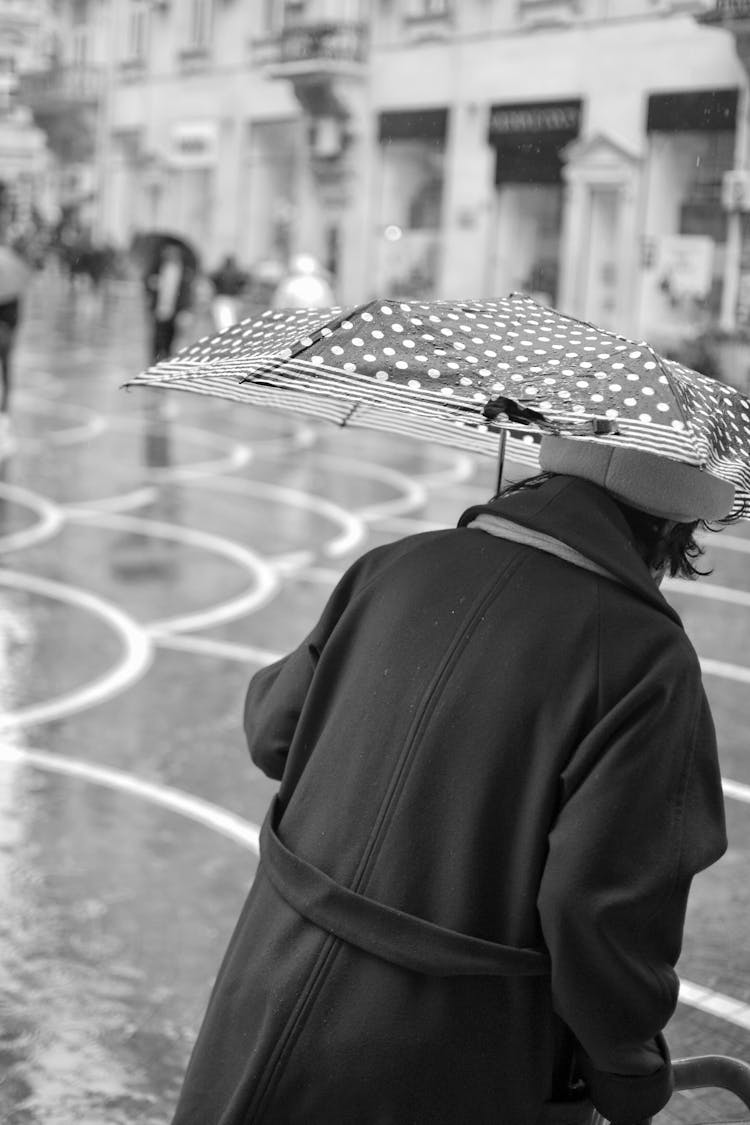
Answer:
[124,294,750,519]
[131,231,200,276]
[0,246,31,304]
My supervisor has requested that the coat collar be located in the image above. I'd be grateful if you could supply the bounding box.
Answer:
[458,475,683,625]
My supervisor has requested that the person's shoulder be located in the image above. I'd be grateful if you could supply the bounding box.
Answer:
[597,578,702,673]
[338,528,452,590]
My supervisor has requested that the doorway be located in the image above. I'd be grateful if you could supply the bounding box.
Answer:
[580,185,621,329]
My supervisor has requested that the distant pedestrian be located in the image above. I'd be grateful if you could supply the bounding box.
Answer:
[0,241,30,450]
[209,254,248,331]
[169,440,730,1125]
[145,244,194,365]
[271,252,335,309]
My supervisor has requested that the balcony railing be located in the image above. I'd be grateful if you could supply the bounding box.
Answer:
[517,0,581,27]
[252,21,368,77]
[403,4,454,40]
[18,65,102,112]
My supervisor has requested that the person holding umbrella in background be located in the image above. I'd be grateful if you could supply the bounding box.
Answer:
[128,296,749,1125]
[145,241,195,365]
[0,216,31,453]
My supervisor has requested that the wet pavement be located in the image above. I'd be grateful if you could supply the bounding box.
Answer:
[0,274,749,1123]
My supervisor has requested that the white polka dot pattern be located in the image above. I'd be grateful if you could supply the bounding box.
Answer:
[126,294,750,519]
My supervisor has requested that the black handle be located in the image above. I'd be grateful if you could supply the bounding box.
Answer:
[589,1055,750,1123]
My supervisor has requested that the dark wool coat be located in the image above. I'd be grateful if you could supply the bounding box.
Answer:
[172,476,727,1125]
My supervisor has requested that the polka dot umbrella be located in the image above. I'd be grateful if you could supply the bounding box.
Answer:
[125,293,750,519]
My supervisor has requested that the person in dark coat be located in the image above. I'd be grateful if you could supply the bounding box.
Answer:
[171,436,731,1125]
[145,244,194,364]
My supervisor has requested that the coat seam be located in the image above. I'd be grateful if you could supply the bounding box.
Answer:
[352,550,526,898]
[243,926,340,1125]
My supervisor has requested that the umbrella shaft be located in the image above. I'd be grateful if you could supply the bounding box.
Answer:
[496,429,507,494]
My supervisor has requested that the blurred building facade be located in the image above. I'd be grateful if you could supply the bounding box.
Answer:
[16,0,108,234]
[26,0,750,351]
[0,0,56,229]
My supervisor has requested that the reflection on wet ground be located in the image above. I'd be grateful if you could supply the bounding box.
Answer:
[0,276,749,1123]
[0,759,249,1124]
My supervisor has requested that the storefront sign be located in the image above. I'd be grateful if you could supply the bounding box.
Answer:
[488,101,581,141]
[170,122,218,167]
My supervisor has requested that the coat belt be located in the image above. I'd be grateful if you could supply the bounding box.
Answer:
[260,798,550,979]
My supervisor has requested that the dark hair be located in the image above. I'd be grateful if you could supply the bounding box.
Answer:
[493,471,711,580]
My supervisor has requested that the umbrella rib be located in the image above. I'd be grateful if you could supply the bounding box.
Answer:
[647,346,696,440]
[150,356,704,450]
[284,298,378,363]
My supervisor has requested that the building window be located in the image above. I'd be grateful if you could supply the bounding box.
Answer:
[127,0,149,62]
[187,0,214,49]
[72,27,90,66]
[375,110,448,298]
[0,56,15,115]
[262,0,280,32]
[282,0,308,25]
[407,0,452,15]
[72,0,90,25]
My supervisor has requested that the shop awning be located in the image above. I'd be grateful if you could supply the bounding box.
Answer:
[378,108,448,143]
[646,89,738,132]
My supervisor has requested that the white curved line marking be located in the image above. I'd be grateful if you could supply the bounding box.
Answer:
[1,746,745,1030]
[664,578,750,609]
[0,746,260,852]
[315,454,427,521]
[0,482,65,554]
[66,508,279,635]
[112,415,253,478]
[411,451,478,488]
[16,393,110,447]
[80,486,160,514]
[0,570,152,730]
[296,567,343,586]
[156,633,281,665]
[183,475,366,559]
[376,517,450,534]
[701,658,750,685]
[269,550,317,574]
[704,533,750,555]
[723,778,750,803]
[679,979,750,1031]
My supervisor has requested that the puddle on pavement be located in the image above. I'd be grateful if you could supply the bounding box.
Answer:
[0,745,254,1123]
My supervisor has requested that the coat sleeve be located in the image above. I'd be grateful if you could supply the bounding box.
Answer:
[243,646,318,781]
[537,638,727,1124]
[244,542,398,780]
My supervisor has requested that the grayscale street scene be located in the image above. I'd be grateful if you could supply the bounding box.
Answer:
[2,2,750,1124]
